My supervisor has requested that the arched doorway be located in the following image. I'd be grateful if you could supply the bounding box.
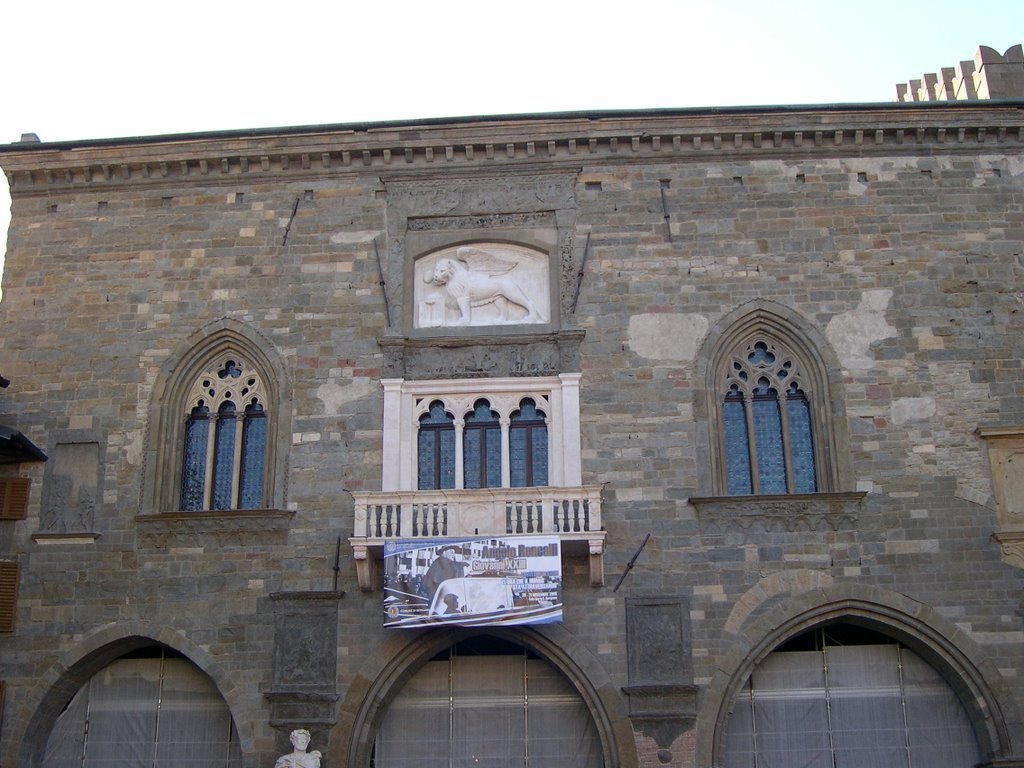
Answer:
[41,644,242,767]
[719,623,981,767]
[372,635,604,768]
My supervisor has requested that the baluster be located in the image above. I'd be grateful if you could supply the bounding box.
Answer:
[582,497,590,530]
[439,503,448,536]
[372,505,382,537]
[571,498,581,532]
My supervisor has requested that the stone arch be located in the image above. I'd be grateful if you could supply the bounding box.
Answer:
[693,299,851,495]
[696,582,1023,766]
[338,625,631,768]
[141,317,292,513]
[17,620,249,766]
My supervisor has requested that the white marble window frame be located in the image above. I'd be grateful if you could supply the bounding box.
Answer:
[381,375,582,492]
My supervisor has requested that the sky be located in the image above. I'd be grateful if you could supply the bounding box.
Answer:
[1,0,1022,273]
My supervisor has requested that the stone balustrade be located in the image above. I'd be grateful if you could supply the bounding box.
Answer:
[350,486,605,590]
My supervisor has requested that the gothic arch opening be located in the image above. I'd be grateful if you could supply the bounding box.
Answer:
[353,631,615,768]
[40,643,242,767]
[714,616,998,767]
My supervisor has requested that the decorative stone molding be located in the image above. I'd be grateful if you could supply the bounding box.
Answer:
[134,509,294,548]
[992,529,1024,570]
[380,330,583,380]
[4,108,1023,194]
[691,491,866,534]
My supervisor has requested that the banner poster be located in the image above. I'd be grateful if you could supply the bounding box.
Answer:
[383,536,562,628]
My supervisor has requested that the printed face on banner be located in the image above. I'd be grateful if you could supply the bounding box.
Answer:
[383,536,562,628]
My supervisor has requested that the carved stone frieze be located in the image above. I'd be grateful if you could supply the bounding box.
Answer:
[381,331,582,380]
[385,175,575,215]
[691,492,866,534]
[134,509,295,548]
[407,212,555,232]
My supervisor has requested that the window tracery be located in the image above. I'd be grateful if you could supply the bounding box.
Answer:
[180,358,268,511]
[721,339,817,495]
[705,305,843,497]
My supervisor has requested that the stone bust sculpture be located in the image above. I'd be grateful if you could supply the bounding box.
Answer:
[274,729,321,768]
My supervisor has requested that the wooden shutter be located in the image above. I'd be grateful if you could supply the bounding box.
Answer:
[0,560,18,632]
[0,478,31,520]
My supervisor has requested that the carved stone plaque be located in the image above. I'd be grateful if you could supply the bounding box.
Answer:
[625,597,692,686]
[414,243,550,328]
[41,442,100,533]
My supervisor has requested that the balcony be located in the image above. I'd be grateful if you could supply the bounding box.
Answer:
[349,485,606,590]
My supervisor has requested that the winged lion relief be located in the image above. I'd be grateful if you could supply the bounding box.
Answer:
[414,244,550,328]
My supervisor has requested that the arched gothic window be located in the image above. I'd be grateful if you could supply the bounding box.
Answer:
[721,339,817,495]
[143,321,288,515]
[706,306,843,496]
[180,358,268,511]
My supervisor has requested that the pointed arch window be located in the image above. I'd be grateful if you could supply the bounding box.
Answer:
[715,325,835,495]
[180,359,268,511]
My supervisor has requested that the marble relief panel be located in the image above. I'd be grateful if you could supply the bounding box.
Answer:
[414,243,550,328]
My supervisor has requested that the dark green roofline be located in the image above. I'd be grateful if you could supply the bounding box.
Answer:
[3,100,1023,153]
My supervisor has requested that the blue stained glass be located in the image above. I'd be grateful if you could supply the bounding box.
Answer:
[418,402,455,490]
[181,406,210,511]
[510,399,547,487]
[752,396,786,494]
[787,393,817,493]
[531,427,548,486]
[211,401,237,510]
[239,402,266,509]
[464,400,500,489]
[723,396,753,495]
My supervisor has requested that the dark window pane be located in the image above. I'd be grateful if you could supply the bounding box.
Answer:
[531,426,548,486]
[511,400,548,487]
[786,393,817,493]
[211,401,237,510]
[723,396,753,495]
[180,406,210,511]
[752,396,786,494]
[464,400,499,489]
[239,402,266,509]
[419,402,454,490]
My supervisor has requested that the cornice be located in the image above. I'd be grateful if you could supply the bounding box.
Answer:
[3,107,1023,194]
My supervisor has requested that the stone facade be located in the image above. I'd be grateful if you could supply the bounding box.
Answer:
[1,98,1024,767]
